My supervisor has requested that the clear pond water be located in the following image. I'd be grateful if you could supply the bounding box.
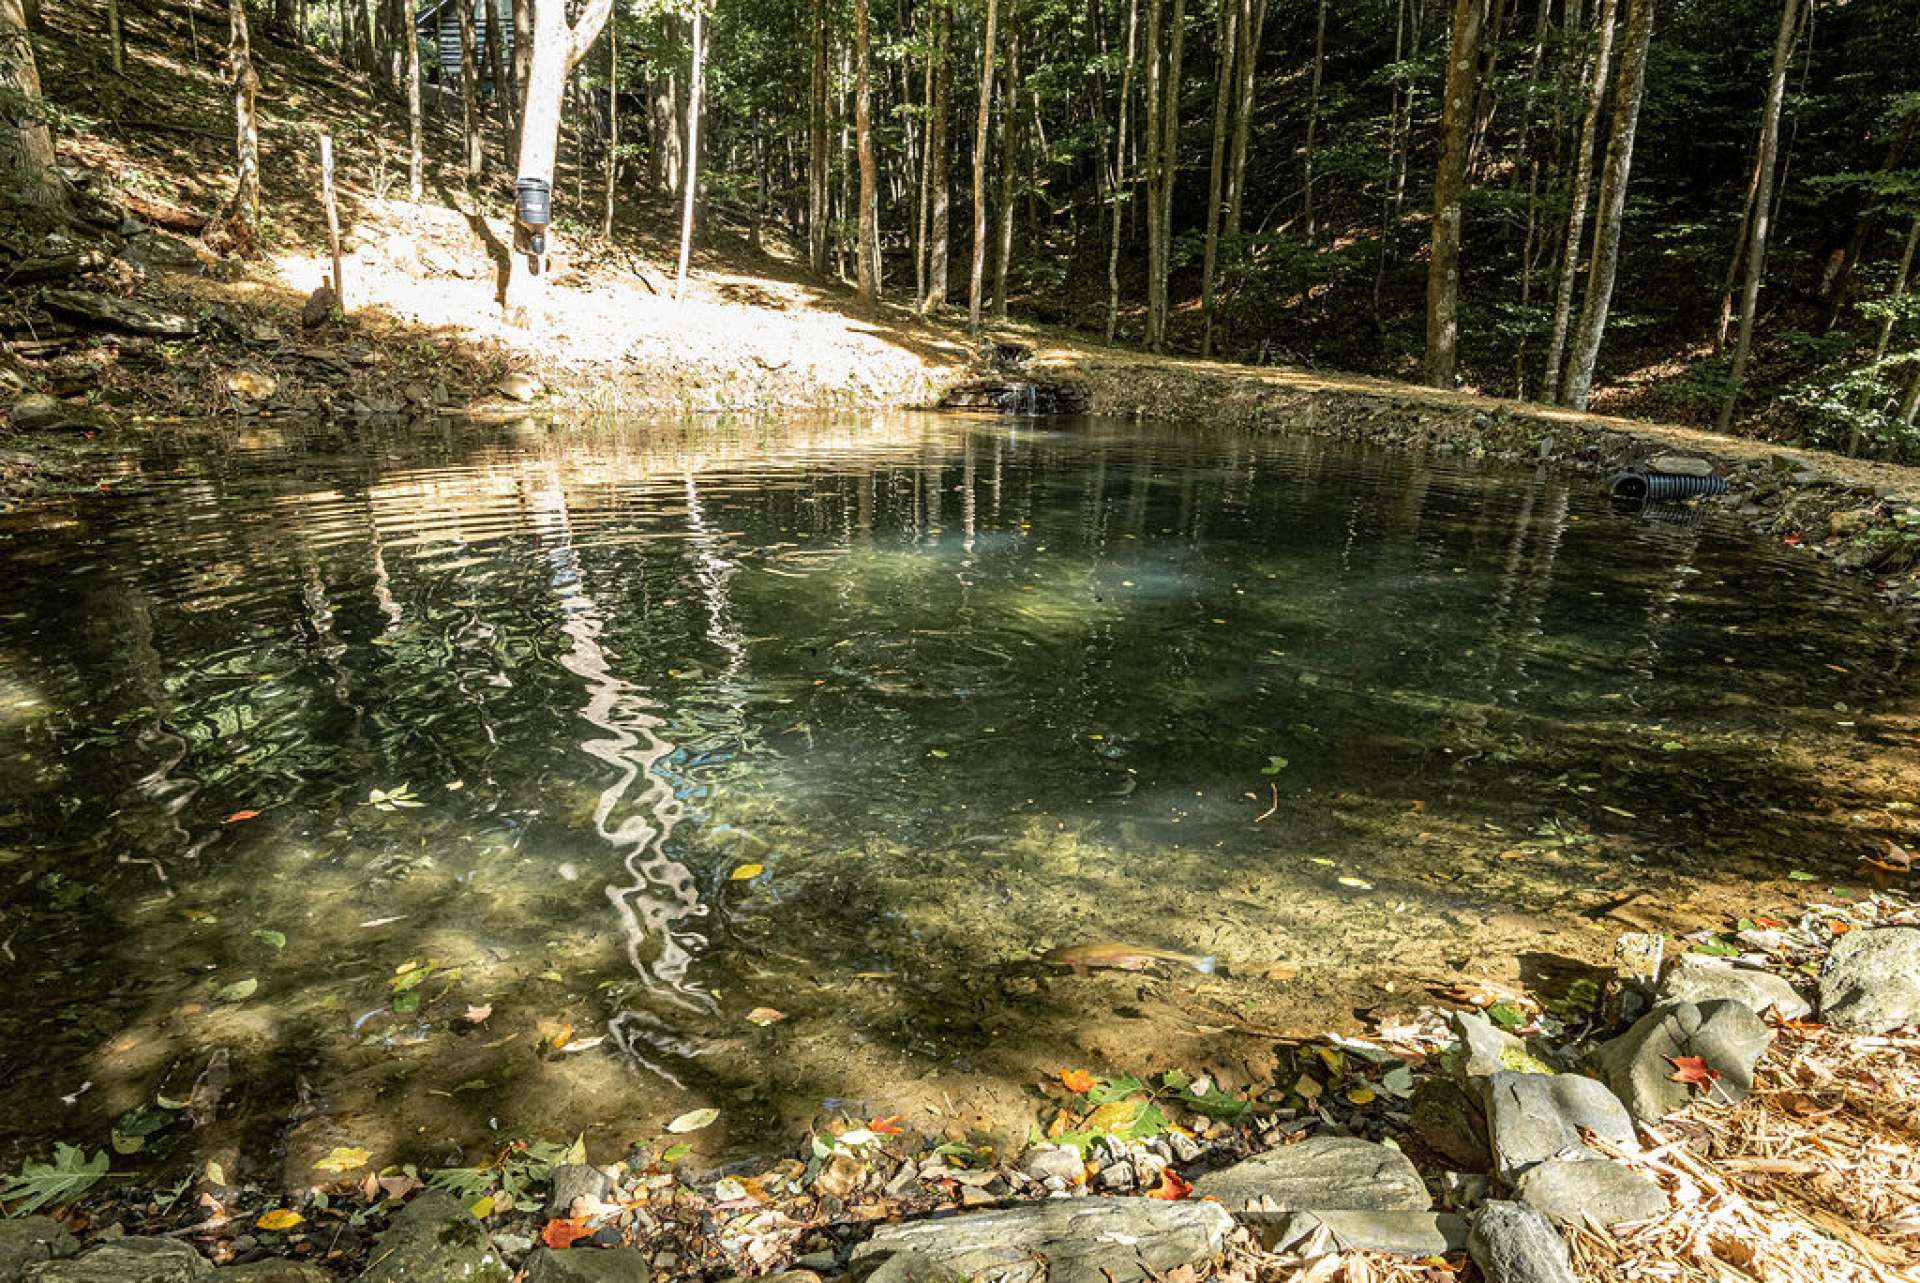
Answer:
[0,413,1906,1179]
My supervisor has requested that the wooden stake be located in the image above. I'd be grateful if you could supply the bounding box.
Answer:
[319,134,347,311]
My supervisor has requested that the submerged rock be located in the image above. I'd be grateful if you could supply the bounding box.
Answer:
[1819,928,1920,1033]
[1188,1135,1429,1212]
[1511,1157,1667,1228]
[1657,954,1809,1020]
[358,1192,510,1283]
[0,1218,78,1283]
[1591,1000,1771,1123]
[25,1240,209,1283]
[1255,1210,1467,1256]
[852,1197,1233,1283]
[1469,1201,1577,1283]
[1481,1072,1635,1180]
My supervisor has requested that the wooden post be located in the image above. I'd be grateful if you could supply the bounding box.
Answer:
[320,134,347,311]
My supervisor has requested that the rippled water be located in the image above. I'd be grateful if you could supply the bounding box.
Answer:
[0,414,1906,1180]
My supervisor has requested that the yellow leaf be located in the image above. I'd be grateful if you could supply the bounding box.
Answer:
[730,864,764,881]
[468,1195,494,1219]
[1346,1087,1377,1105]
[313,1146,372,1173]
[257,1210,305,1231]
[1084,1099,1143,1134]
[1316,1048,1346,1075]
[205,1161,226,1187]
[1293,1074,1323,1100]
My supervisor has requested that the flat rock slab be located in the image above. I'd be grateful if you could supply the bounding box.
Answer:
[852,1197,1234,1283]
[0,1218,78,1283]
[1511,1157,1667,1229]
[1658,955,1810,1020]
[221,1263,332,1283]
[26,1240,209,1283]
[1820,928,1920,1033]
[1481,1072,1635,1179]
[40,290,195,337]
[525,1249,650,1283]
[1189,1136,1429,1212]
[1469,1201,1577,1283]
[1592,1000,1772,1123]
[1254,1211,1467,1257]
[860,1253,965,1283]
[359,1192,511,1283]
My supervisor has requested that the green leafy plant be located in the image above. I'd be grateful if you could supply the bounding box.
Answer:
[1,1144,110,1215]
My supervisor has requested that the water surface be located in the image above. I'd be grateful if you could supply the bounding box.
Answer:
[0,414,1906,1179]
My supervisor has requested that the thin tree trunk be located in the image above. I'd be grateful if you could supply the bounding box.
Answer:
[484,0,509,126]
[1142,0,1164,348]
[108,0,123,72]
[512,0,532,144]
[968,0,1000,336]
[1146,0,1183,351]
[1424,0,1484,387]
[1717,0,1800,431]
[1561,0,1654,411]
[459,0,482,181]
[404,0,422,199]
[1902,361,1920,429]
[0,0,61,209]
[808,0,830,275]
[224,0,261,249]
[1200,0,1236,356]
[854,0,881,304]
[991,18,1021,319]
[673,4,706,299]
[1302,0,1327,241]
[1372,0,1406,323]
[1542,0,1616,399]
[915,14,933,303]
[319,134,346,309]
[1848,214,1919,454]
[1105,0,1137,343]
[1224,0,1263,240]
[601,21,617,237]
[923,0,951,309]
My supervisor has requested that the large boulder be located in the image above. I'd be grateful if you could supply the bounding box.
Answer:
[358,1193,511,1283]
[1819,928,1920,1033]
[25,1240,209,1283]
[1255,1211,1466,1257]
[1590,1000,1772,1124]
[851,1197,1234,1283]
[1188,1136,1429,1213]
[10,394,109,433]
[39,290,195,338]
[1469,1202,1577,1283]
[0,1218,78,1283]
[1511,1157,1667,1229]
[1657,954,1809,1020]
[1480,1072,1635,1179]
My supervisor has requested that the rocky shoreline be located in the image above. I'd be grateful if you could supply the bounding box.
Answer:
[6,893,1915,1283]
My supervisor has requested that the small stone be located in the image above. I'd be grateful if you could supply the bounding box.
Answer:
[1591,1000,1772,1123]
[546,1164,610,1216]
[852,1198,1235,1283]
[26,1240,210,1283]
[1188,1136,1429,1213]
[1094,1161,1135,1192]
[1437,1171,1491,1211]
[1649,454,1713,478]
[1166,1133,1203,1163]
[1819,927,1920,1033]
[1512,1158,1667,1229]
[1469,1201,1577,1283]
[1022,1147,1083,1185]
[358,1192,510,1283]
[1253,1211,1467,1257]
[0,1217,79,1282]
[860,1251,963,1283]
[496,372,543,403]
[226,370,277,403]
[524,1249,649,1283]
[1657,954,1810,1020]
[1481,1072,1635,1179]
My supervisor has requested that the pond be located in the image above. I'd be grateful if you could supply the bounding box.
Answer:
[0,412,1908,1184]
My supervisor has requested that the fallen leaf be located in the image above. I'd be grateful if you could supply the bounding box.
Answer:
[730,863,764,881]
[1409,800,1427,813]
[224,810,261,824]
[1337,876,1373,891]
[257,1209,304,1231]
[1346,1087,1377,1105]
[541,1218,593,1250]
[1147,1169,1192,1200]
[313,1146,372,1173]
[215,978,258,1003]
[1059,1068,1096,1094]
[869,1114,906,1135]
[463,1004,493,1024]
[1667,1055,1721,1091]
[666,1107,720,1134]
[744,1007,785,1026]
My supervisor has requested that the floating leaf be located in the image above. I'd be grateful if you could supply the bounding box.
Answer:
[314,1146,372,1173]
[1337,876,1373,891]
[659,1143,691,1163]
[257,1209,305,1231]
[730,864,764,881]
[216,977,259,1003]
[1787,871,1817,882]
[666,1107,720,1134]
[745,1007,786,1026]
[224,810,261,824]
[1260,755,1289,775]
[252,928,286,950]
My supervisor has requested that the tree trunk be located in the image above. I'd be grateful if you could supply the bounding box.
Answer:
[1224,0,1263,240]
[512,0,532,144]
[1542,0,1616,399]
[108,0,123,72]
[1850,215,1920,454]
[224,0,261,250]
[1105,0,1137,343]
[459,0,482,181]
[1424,0,1484,388]
[854,0,881,304]
[404,0,422,199]
[1302,0,1326,241]
[273,0,295,37]
[1149,0,1183,351]
[923,0,951,309]
[1142,0,1164,347]
[1717,0,1799,431]
[808,0,830,275]
[968,0,999,336]
[601,21,617,237]
[673,4,706,299]
[991,17,1020,319]
[1561,0,1654,411]
[502,0,615,320]
[914,13,932,302]
[1199,0,1235,355]
[0,0,62,209]
[1901,360,1920,429]
[484,0,509,126]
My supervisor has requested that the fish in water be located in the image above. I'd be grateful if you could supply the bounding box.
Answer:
[1045,941,1218,975]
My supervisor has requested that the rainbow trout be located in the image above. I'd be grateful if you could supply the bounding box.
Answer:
[1045,941,1219,975]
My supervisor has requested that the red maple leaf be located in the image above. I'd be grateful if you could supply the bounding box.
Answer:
[541,1218,593,1250]
[1667,1055,1720,1091]
[1147,1169,1192,1201]
[869,1114,907,1135]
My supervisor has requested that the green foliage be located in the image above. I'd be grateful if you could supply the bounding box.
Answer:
[1,1144,110,1216]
